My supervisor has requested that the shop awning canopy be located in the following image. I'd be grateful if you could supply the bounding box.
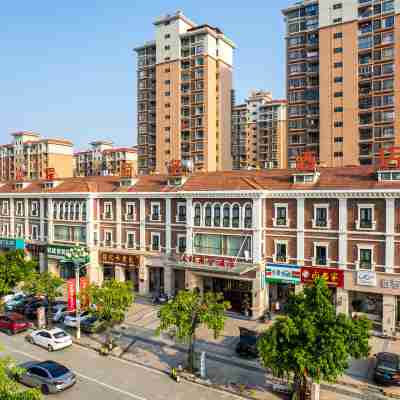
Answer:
[168,260,258,276]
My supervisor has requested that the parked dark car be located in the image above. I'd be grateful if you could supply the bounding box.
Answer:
[24,300,49,320]
[374,352,400,386]
[235,327,259,358]
[17,360,76,394]
[0,313,31,334]
[5,295,36,313]
[80,316,109,334]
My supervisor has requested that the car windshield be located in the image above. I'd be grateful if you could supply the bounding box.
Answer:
[378,355,399,372]
[45,363,69,378]
[53,331,67,339]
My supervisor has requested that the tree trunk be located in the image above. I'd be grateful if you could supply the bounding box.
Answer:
[292,374,308,400]
[187,332,195,372]
[47,299,53,329]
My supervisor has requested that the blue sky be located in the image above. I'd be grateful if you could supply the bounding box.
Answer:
[0,1,292,150]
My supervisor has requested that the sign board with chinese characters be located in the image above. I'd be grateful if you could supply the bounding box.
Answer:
[47,244,73,259]
[357,271,377,287]
[381,279,400,290]
[266,263,301,284]
[67,277,88,312]
[0,238,25,250]
[301,267,344,288]
[101,252,140,267]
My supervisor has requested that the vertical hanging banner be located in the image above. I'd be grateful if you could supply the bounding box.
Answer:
[67,279,76,311]
[80,277,89,308]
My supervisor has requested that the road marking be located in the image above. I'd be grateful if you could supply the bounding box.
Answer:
[5,347,149,400]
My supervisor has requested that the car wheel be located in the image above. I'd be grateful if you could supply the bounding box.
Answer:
[48,344,54,352]
[26,336,33,344]
[41,384,49,394]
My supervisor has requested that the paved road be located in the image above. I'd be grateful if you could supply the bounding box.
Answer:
[0,332,243,400]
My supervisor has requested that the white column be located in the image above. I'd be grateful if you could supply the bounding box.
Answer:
[165,198,171,255]
[338,198,347,269]
[116,198,122,247]
[39,198,45,241]
[39,252,47,273]
[297,198,305,266]
[139,198,146,251]
[86,197,94,248]
[382,294,396,336]
[24,198,29,239]
[48,199,54,242]
[9,198,15,237]
[253,197,263,263]
[385,198,395,273]
[186,198,193,255]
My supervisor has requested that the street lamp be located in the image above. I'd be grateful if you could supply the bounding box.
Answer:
[64,244,89,340]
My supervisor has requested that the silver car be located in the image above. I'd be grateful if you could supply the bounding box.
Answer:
[18,360,76,394]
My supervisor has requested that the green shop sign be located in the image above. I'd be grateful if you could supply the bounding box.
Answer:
[47,244,74,258]
[266,263,301,285]
[0,238,25,250]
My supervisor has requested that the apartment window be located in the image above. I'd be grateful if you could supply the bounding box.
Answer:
[274,204,288,227]
[232,205,240,228]
[16,201,24,217]
[333,18,342,23]
[151,232,160,251]
[1,224,9,238]
[334,152,343,157]
[274,241,288,263]
[358,246,373,270]
[164,68,170,73]
[314,243,328,266]
[357,205,375,230]
[177,235,186,254]
[177,203,186,222]
[164,80,170,85]
[164,34,170,39]
[334,62,343,68]
[334,137,343,143]
[244,205,253,228]
[164,45,170,51]
[164,92,171,97]
[333,32,342,39]
[1,201,9,216]
[126,202,136,220]
[334,76,343,83]
[334,47,343,53]
[334,92,343,97]
[194,204,201,226]
[103,202,113,219]
[104,231,113,246]
[205,204,212,226]
[334,107,343,113]
[31,201,39,217]
[150,202,161,221]
[126,232,135,249]
[313,204,329,228]
[16,224,24,238]
[32,225,39,241]
[223,205,230,227]
[334,121,343,127]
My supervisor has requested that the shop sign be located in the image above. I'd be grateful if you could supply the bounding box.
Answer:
[47,244,73,258]
[266,263,301,284]
[180,254,236,268]
[381,279,400,290]
[301,267,344,288]
[101,252,140,267]
[357,271,377,287]
[0,238,25,250]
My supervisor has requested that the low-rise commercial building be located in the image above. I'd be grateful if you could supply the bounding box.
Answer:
[0,165,399,335]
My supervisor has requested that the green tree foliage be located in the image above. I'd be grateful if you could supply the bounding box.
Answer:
[0,251,36,298]
[23,272,65,328]
[84,280,134,324]
[157,290,230,372]
[0,352,41,399]
[257,277,371,400]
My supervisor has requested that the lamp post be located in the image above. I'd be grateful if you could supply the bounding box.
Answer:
[64,245,89,340]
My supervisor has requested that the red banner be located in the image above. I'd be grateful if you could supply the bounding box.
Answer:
[67,277,89,311]
[300,267,344,288]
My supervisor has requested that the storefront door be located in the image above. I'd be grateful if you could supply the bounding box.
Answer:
[149,267,164,294]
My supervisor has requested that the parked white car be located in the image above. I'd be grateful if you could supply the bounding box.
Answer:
[63,311,91,328]
[52,304,69,323]
[27,328,72,351]
[2,291,24,304]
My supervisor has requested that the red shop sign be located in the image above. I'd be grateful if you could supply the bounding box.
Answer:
[300,267,344,288]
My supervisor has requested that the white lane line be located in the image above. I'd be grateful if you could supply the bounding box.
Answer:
[5,347,148,400]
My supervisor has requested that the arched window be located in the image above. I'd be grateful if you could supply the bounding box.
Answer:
[223,204,230,227]
[194,204,201,226]
[244,204,253,228]
[232,204,240,228]
[213,204,221,227]
[82,203,87,220]
[75,203,80,220]
[54,202,59,219]
[205,204,212,226]
[63,202,69,220]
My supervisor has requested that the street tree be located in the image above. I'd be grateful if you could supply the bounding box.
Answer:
[157,290,230,372]
[84,280,134,325]
[0,250,36,299]
[23,272,65,328]
[257,277,371,400]
[0,351,41,399]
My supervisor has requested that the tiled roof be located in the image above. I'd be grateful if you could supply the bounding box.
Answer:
[0,166,399,194]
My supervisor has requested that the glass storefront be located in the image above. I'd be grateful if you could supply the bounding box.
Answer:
[60,261,86,280]
[349,291,383,326]
[149,267,164,294]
